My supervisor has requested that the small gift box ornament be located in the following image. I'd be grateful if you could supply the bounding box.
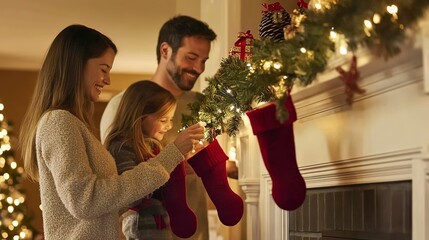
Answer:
[229,30,254,62]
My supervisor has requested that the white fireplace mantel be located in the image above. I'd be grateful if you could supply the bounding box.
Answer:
[237,26,429,239]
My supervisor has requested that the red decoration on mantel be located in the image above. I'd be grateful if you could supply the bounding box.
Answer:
[261,2,285,15]
[229,30,253,62]
[335,55,366,105]
[297,0,309,9]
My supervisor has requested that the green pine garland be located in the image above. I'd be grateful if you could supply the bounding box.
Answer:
[183,0,429,141]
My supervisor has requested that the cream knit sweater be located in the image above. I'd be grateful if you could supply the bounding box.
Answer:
[36,110,184,240]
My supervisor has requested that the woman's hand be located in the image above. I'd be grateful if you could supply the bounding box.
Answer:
[173,122,205,156]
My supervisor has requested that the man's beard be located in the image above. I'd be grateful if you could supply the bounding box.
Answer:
[167,59,199,91]
[171,70,198,91]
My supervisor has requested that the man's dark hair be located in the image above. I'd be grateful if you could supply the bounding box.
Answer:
[156,15,217,63]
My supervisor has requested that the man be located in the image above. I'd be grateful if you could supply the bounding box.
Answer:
[100,15,217,240]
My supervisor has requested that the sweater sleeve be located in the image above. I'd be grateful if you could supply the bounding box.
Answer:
[36,110,184,219]
[109,141,149,208]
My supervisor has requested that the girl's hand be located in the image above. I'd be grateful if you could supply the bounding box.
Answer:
[173,122,205,156]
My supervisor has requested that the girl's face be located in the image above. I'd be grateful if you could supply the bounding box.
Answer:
[83,48,115,102]
[141,105,177,141]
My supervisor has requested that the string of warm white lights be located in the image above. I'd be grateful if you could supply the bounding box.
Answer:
[181,0,429,139]
[0,102,33,240]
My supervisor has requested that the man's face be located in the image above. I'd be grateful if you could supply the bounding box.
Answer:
[166,36,211,91]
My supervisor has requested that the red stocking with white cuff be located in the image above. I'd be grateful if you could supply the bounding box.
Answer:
[188,139,244,226]
[246,94,306,211]
[161,162,197,238]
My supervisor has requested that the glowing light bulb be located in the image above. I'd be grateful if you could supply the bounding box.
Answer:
[0,103,4,111]
[330,30,337,39]
[387,5,398,14]
[339,46,348,55]
[8,205,14,213]
[273,62,282,69]
[300,48,307,53]
[373,13,381,24]
[364,20,372,29]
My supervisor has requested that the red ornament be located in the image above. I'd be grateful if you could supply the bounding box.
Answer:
[297,0,309,9]
[229,30,253,62]
[335,55,366,105]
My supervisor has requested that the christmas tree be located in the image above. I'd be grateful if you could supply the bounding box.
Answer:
[0,101,34,240]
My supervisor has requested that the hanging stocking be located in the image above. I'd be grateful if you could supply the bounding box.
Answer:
[246,94,306,210]
[161,162,197,238]
[188,139,244,226]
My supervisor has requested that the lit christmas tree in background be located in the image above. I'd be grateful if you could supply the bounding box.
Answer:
[0,101,34,240]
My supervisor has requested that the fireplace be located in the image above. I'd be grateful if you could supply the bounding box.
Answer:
[289,181,411,240]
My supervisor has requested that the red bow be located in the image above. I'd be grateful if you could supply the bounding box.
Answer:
[297,0,309,9]
[234,30,254,46]
[262,2,285,15]
[230,30,253,61]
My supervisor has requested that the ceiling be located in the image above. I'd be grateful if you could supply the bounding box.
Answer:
[0,0,197,74]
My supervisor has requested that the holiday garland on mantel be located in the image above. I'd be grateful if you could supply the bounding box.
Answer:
[182,0,429,141]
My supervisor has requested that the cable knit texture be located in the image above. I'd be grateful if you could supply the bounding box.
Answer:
[36,110,184,240]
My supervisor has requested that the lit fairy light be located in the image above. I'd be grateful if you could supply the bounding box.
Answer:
[314,2,322,9]
[0,129,7,137]
[387,4,398,19]
[0,157,5,167]
[247,63,255,73]
[330,30,337,40]
[4,173,10,180]
[7,196,13,204]
[226,89,232,94]
[14,199,21,206]
[0,103,4,111]
[273,62,282,70]
[12,220,18,227]
[8,205,14,213]
[387,5,398,14]
[10,161,17,169]
[339,46,348,55]
[364,20,372,29]
[0,114,3,121]
[230,105,235,110]
[373,13,381,24]
[300,47,307,53]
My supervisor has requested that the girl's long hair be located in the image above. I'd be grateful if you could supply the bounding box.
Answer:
[104,80,176,162]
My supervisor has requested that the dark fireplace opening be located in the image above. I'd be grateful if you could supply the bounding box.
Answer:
[289,181,411,240]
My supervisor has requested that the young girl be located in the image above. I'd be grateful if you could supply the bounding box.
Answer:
[104,80,198,239]
[18,25,204,240]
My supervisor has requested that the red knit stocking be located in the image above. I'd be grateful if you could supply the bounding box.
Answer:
[161,162,197,238]
[246,95,306,210]
[188,139,244,226]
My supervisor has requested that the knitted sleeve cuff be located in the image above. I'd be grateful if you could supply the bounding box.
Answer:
[187,139,228,177]
[246,96,297,135]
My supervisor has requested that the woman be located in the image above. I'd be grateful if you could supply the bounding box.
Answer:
[19,24,204,240]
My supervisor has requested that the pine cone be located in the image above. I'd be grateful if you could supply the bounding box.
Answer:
[259,10,291,42]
